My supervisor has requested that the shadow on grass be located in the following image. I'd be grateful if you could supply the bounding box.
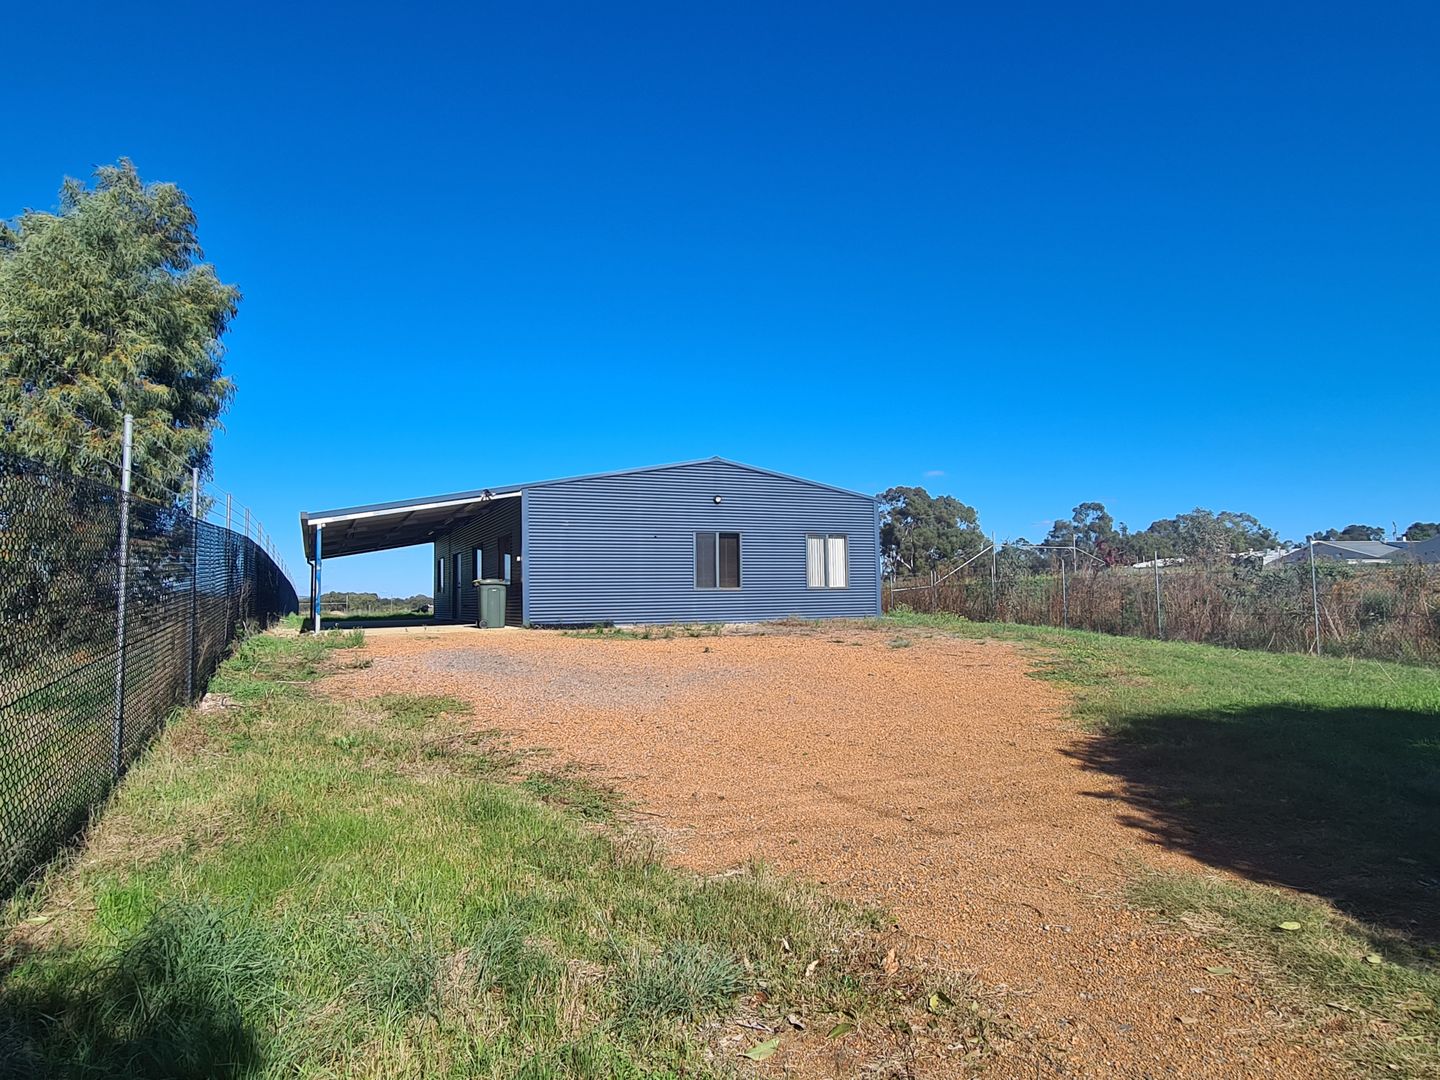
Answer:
[0,903,269,1079]
[1065,704,1440,946]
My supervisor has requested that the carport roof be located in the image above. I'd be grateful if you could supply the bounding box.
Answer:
[300,485,522,561]
[299,456,875,561]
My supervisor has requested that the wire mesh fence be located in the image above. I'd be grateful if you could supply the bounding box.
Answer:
[0,449,297,897]
[885,555,1440,665]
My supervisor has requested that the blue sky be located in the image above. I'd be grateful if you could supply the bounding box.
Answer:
[4,3,1437,594]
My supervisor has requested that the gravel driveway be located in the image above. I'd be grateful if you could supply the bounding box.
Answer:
[324,622,1327,1079]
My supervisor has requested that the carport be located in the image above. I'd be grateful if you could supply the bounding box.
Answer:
[299,486,519,630]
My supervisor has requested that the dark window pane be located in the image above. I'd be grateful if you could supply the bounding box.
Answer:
[718,532,741,588]
[695,532,717,588]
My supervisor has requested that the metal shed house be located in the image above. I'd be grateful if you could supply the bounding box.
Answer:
[299,458,881,628]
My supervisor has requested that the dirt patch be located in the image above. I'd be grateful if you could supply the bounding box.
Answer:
[324,623,1332,1078]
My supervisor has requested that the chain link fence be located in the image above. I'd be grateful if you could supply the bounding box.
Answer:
[885,555,1440,665]
[0,450,297,897]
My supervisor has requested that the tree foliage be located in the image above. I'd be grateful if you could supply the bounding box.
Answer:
[1038,501,1280,565]
[1136,509,1280,562]
[316,591,434,613]
[1042,502,1131,565]
[0,160,239,504]
[1403,522,1440,542]
[1316,524,1386,542]
[878,486,984,574]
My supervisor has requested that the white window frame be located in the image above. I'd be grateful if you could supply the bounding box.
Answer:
[694,531,742,590]
[806,533,850,589]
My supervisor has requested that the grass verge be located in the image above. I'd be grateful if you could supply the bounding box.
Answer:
[1,628,990,1079]
[881,610,1440,1076]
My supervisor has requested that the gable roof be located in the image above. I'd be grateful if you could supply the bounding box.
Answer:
[299,457,873,561]
[1314,540,1406,559]
[1408,534,1440,562]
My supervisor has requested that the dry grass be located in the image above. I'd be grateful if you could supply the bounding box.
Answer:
[889,560,1440,664]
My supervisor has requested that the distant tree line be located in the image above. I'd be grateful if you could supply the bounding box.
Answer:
[878,486,1436,575]
[310,591,433,614]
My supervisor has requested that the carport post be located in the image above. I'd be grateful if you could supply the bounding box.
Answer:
[312,524,323,633]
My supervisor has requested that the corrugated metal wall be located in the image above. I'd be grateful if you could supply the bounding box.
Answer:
[523,460,879,625]
[432,497,522,624]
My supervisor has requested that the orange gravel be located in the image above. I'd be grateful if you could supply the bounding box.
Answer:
[323,623,1331,1079]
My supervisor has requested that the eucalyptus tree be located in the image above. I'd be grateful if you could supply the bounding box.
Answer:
[878,486,985,574]
[0,159,239,504]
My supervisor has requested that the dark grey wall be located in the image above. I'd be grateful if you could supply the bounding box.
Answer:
[432,497,522,624]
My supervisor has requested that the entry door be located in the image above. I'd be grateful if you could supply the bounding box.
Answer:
[452,553,462,620]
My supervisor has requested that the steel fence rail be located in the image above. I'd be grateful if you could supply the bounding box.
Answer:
[0,446,298,898]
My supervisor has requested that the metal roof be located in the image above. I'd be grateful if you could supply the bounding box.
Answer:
[299,457,874,561]
[1316,540,1405,557]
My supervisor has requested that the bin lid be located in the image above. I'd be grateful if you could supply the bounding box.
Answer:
[474,578,509,585]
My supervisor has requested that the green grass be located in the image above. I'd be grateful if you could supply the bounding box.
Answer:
[883,610,1440,1075]
[1,629,984,1078]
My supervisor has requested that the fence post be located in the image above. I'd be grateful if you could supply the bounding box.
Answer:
[112,414,133,779]
[1310,539,1322,655]
[1060,552,1069,630]
[1153,550,1164,640]
[188,468,199,700]
[990,531,998,620]
[242,507,251,624]
[224,494,234,635]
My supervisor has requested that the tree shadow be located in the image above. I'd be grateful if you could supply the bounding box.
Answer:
[1064,704,1440,946]
[0,903,267,1079]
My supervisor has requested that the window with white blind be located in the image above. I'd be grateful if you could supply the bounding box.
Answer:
[806,534,849,589]
[695,532,741,589]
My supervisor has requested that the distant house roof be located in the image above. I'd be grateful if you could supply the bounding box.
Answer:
[1409,535,1440,564]
[1320,540,1407,559]
[1276,540,1407,564]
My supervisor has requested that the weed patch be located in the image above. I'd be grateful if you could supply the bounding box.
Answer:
[616,941,746,1024]
[564,623,725,641]
[522,765,622,822]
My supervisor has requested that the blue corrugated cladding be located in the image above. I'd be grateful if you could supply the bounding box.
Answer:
[522,460,880,625]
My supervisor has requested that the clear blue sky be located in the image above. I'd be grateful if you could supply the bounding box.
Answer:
[5,3,1437,594]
